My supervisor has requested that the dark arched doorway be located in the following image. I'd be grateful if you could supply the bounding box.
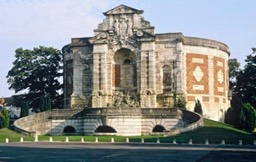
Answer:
[152,125,166,132]
[63,126,76,134]
[95,125,117,133]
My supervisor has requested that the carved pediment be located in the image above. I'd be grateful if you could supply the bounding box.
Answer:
[103,4,143,15]
[92,5,155,48]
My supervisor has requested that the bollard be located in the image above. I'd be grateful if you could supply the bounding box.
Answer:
[49,137,53,142]
[156,138,160,144]
[238,140,243,146]
[65,137,69,142]
[188,139,193,145]
[20,137,24,143]
[221,140,225,145]
[111,137,115,143]
[141,138,144,143]
[5,138,9,143]
[205,139,209,145]
[95,137,98,143]
[81,137,84,143]
[34,135,38,142]
[172,139,177,144]
[126,138,129,143]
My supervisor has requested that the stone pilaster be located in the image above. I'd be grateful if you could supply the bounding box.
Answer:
[175,41,184,94]
[70,51,85,109]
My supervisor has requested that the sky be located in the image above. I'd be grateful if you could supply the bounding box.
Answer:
[0,0,255,97]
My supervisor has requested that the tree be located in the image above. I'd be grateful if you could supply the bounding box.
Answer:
[194,99,203,115]
[0,106,9,128]
[20,101,29,118]
[6,46,63,110]
[228,58,240,89]
[224,93,242,127]
[239,103,256,132]
[235,50,256,108]
[40,94,52,112]
[0,113,4,128]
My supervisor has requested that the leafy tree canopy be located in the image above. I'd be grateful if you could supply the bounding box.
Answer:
[229,58,240,89]
[6,46,63,110]
[235,52,256,108]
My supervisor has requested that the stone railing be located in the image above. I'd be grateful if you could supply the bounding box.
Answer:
[164,109,204,136]
[82,107,179,116]
[50,109,84,119]
[83,108,141,116]
[141,108,178,116]
[13,111,52,136]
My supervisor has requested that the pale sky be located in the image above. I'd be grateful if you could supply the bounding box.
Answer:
[1,0,255,97]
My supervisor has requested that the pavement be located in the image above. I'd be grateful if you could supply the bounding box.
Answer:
[0,142,256,162]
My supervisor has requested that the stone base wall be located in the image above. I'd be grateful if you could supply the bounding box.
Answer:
[13,108,202,136]
[141,118,184,135]
[108,116,142,136]
[50,119,84,135]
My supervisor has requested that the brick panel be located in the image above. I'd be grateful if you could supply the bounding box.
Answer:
[186,54,209,94]
[112,64,120,87]
[214,57,225,96]
[187,96,195,101]
[203,97,209,102]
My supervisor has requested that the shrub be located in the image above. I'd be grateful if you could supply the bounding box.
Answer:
[0,107,9,128]
[194,99,203,115]
[176,96,187,109]
[239,103,256,132]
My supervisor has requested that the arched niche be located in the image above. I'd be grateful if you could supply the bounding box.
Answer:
[112,48,137,91]
[162,65,172,92]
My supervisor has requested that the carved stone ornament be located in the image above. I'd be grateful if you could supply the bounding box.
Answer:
[109,15,139,48]
[136,30,143,37]
[112,91,140,108]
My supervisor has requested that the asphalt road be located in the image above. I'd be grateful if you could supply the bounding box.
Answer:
[0,142,255,162]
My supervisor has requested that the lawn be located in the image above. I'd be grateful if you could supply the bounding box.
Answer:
[0,119,255,144]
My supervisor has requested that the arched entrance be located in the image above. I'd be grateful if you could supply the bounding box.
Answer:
[152,125,166,132]
[95,125,117,133]
[63,126,76,134]
[112,48,137,91]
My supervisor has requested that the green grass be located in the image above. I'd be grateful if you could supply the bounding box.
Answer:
[0,128,33,142]
[1,119,256,144]
[169,119,256,145]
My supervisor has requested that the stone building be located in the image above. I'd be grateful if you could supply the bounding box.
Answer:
[62,4,230,122]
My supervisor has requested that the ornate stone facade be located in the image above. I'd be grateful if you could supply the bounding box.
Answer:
[63,5,230,122]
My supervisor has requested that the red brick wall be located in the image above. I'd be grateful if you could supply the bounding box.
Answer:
[213,57,225,96]
[186,54,209,94]
[112,64,120,87]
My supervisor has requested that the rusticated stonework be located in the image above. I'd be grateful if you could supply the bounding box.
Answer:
[62,4,230,124]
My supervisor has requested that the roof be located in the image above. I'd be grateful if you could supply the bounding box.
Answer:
[103,4,143,16]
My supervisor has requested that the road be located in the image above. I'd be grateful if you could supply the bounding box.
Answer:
[0,142,255,162]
